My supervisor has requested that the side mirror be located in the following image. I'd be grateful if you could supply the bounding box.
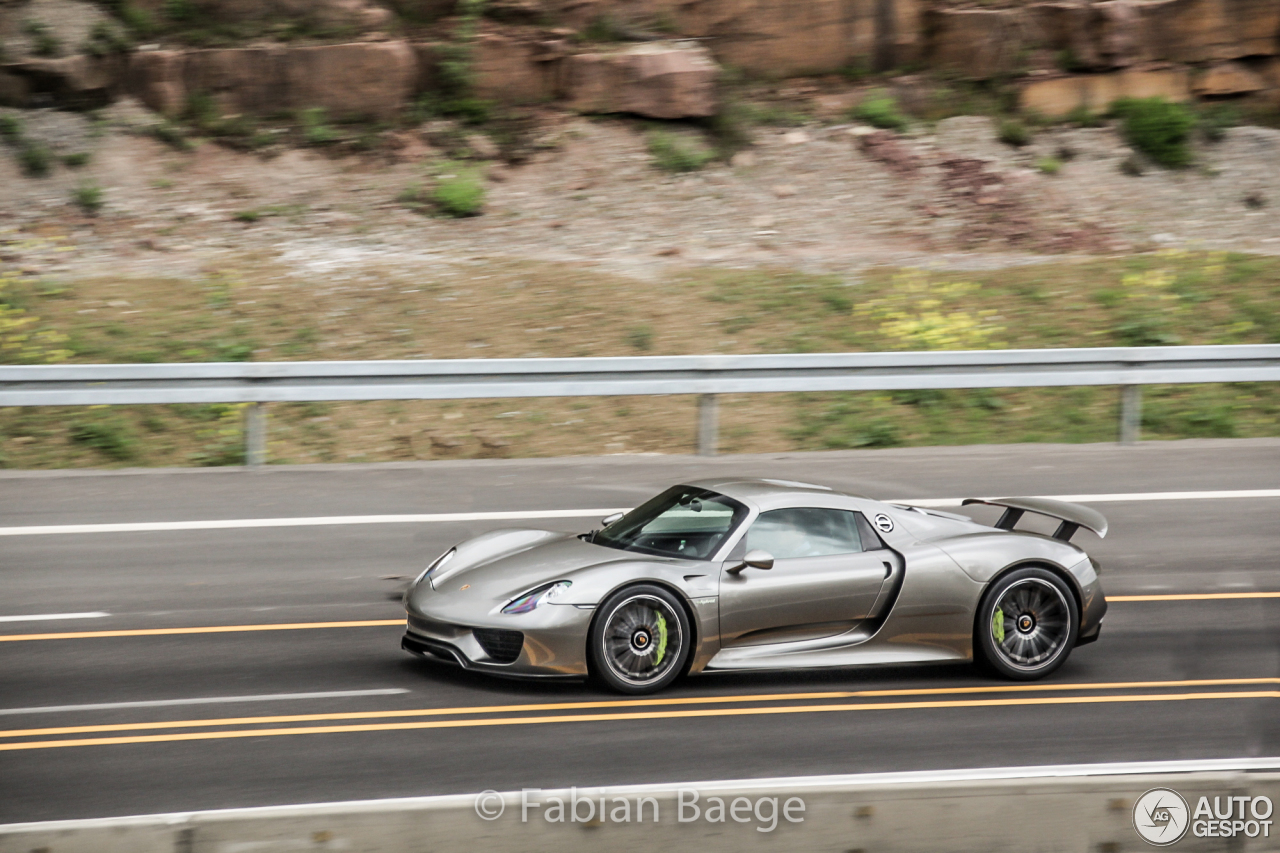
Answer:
[728,549,775,574]
[601,512,624,527]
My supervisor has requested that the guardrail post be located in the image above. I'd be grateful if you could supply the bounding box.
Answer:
[697,394,718,457]
[1119,385,1142,445]
[244,402,267,466]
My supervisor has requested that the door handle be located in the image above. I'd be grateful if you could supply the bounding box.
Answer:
[882,561,893,579]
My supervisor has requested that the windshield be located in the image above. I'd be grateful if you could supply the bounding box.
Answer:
[593,486,748,560]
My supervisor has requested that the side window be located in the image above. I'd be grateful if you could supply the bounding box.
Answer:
[746,508,863,559]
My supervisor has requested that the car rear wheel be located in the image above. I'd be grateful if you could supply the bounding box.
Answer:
[589,584,691,694]
[975,567,1078,680]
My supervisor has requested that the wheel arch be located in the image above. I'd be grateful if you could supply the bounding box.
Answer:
[586,579,701,677]
[974,560,1084,637]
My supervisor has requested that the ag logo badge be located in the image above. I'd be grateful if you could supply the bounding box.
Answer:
[1133,787,1190,846]
[873,513,895,533]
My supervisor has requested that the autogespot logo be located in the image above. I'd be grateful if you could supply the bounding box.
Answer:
[1133,788,1190,846]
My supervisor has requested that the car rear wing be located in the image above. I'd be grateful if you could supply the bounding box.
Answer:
[961,497,1108,542]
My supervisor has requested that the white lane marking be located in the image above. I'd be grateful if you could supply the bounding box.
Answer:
[0,612,109,623]
[5,757,1278,831]
[0,509,630,536]
[899,488,1280,507]
[0,688,410,716]
[0,489,1277,536]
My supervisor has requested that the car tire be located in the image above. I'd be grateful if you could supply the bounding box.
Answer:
[588,584,692,695]
[975,567,1079,681]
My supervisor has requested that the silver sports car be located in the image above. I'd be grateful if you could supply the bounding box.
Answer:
[402,479,1107,694]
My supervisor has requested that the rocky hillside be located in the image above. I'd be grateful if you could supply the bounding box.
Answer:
[1,0,1277,121]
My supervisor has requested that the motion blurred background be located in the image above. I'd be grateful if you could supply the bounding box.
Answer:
[2,0,1278,465]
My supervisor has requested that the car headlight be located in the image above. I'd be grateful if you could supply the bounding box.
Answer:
[501,581,572,614]
[413,547,456,588]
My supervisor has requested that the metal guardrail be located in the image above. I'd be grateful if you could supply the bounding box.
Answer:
[2,345,1278,463]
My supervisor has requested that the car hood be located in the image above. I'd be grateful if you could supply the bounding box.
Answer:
[418,531,634,608]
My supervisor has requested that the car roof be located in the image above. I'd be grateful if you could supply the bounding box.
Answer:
[683,477,871,510]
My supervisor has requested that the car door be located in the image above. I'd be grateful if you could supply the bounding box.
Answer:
[719,507,892,647]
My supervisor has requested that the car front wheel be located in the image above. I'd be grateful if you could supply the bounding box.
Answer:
[976,567,1079,680]
[589,584,691,694]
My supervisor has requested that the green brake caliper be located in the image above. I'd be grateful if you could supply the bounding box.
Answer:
[653,613,668,665]
[992,608,1005,644]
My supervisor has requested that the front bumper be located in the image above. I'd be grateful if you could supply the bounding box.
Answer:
[402,601,594,677]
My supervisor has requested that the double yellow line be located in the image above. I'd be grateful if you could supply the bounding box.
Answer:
[2,678,1276,753]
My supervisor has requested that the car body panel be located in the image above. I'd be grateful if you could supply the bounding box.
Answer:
[402,477,1108,682]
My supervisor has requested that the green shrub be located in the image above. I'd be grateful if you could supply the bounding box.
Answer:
[1035,156,1062,175]
[581,14,628,42]
[23,20,62,57]
[149,121,192,151]
[997,118,1030,146]
[233,208,260,223]
[646,130,715,173]
[119,3,157,37]
[62,152,91,167]
[73,181,104,214]
[300,107,339,145]
[18,141,51,177]
[83,20,131,56]
[69,418,136,460]
[0,114,22,144]
[432,167,485,217]
[1112,97,1194,168]
[852,91,908,131]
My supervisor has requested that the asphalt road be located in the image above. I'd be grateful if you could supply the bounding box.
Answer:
[1,439,1278,823]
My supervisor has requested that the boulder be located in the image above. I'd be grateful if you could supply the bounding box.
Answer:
[472,31,559,104]
[129,50,186,116]
[183,47,288,115]
[564,43,716,119]
[1192,60,1267,96]
[7,54,126,109]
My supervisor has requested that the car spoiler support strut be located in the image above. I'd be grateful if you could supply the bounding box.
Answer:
[961,497,1108,541]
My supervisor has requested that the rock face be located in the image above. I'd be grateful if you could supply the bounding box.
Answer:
[1192,60,1267,96]
[929,0,1280,80]
[925,8,1030,79]
[130,41,416,119]
[1019,65,1193,118]
[564,43,717,119]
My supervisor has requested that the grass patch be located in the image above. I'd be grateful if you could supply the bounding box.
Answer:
[852,91,908,131]
[431,163,486,217]
[17,141,52,177]
[997,118,1030,146]
[72,181,104,215]
[646,130,715,173]
[1036,156,1062,175]
[3,252,1280,468]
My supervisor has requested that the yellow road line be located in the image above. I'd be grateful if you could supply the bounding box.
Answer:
[2,593,1277,641]
[3,690,1275,752]
[0,620,404,642]
[1109,592,1280,602]
[4,678,1277,740]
